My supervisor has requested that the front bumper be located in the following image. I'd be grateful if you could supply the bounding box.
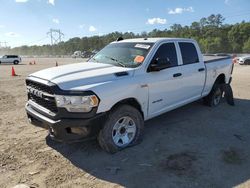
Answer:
[26,102,106,142]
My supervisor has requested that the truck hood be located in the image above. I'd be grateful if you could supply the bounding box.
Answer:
[29,62,134,90]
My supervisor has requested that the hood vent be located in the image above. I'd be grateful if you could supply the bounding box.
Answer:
[114,71,129,77]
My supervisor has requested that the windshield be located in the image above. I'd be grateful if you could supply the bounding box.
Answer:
[89,42,153,68]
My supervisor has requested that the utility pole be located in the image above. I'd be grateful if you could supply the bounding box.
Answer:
[47,29,64,45]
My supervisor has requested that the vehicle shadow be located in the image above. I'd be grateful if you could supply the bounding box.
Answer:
[46,98,250,188]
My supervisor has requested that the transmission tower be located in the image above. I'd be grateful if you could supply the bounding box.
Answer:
[47,29,64,45]
[0,41,8,48]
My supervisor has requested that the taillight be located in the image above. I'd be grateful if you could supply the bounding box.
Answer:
[231,60,234,74]
[232,57,237,64]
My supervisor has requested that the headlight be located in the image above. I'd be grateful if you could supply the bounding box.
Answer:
[55,95,99,112]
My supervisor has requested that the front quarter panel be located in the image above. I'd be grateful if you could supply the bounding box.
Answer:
[92,76,149,119]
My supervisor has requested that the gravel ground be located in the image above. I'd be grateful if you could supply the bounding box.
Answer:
[0,58,250,188]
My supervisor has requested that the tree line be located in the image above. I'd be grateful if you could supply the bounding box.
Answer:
[1,14,250,56]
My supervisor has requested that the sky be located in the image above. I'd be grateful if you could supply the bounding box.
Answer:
[0,0,249,48]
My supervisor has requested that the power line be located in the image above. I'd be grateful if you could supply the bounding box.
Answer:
[29,36,49,45]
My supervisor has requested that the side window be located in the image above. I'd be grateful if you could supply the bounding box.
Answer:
[179,42,199,65]
[153,43,178,67]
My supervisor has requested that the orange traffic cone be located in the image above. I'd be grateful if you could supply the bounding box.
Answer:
[56,61,58,66]
[11,66,17,76]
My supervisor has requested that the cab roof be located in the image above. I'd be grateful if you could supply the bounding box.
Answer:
[114,37,196,44]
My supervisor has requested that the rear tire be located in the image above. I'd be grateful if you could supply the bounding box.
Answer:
[98,105,144,153]
[203,83,223,107]
[221,84,235,106]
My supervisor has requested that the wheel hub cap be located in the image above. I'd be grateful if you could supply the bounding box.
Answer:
[112,116,136,147]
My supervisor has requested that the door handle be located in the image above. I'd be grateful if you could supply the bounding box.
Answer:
[173,73,182,77]
[198,68,205,72]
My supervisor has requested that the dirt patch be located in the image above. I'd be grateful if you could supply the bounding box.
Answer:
[222,147,244,165]
[0,152,20,172]
[0,91,16,111]
[160,152,197,175]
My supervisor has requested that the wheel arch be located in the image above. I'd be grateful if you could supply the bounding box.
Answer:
[110,98,144,119]
[214,74,226,85]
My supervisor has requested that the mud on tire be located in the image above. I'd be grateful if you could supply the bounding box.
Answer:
[98,105,144,153]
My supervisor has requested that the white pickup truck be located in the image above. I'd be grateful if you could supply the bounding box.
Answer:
[26,38,233,153]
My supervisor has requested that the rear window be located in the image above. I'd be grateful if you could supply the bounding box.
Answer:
[179,42,199,65]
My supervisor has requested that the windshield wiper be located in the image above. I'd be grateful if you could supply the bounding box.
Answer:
[90,57,99,63]
[104,56,126,67]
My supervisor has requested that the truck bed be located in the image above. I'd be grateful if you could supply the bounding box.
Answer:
[203,55,231,63]
[202,55,232,97]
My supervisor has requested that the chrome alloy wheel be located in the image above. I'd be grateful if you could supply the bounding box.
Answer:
[112,116,136,147]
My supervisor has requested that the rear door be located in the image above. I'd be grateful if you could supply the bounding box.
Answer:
[177,42,205,101]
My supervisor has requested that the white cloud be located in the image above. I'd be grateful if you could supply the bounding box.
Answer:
[168,6,194,14]
[5,32,20,37]
[146,18,167,25]
[15,0,29,3]
[89,25,97,32]
[48,0,55,6]
[52,18,60,24]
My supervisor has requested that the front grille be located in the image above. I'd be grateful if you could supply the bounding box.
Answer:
[26,79,53,94]
[26,79,58,113]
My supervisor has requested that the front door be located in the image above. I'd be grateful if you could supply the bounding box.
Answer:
[147,42,184,117]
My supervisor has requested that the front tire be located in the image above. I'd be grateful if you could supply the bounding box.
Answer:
[98,105,144,153]
[203,83,223,107]
[13,60,19,65]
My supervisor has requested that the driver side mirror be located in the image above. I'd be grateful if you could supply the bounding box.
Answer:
[148,58,171,72]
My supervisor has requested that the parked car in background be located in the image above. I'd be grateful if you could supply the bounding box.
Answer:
[239,56,250,65]
[71,51,82,58]
[82,51,93,58]
[0,55,21,64]
[71,50,98,58]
